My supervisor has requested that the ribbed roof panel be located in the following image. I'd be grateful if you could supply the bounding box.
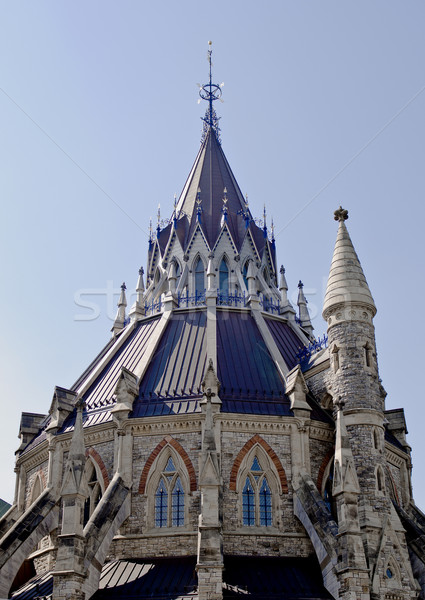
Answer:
[136,310,207,403]
[83,317,161,409]
[217,311,286,400]
[264,317,304,370]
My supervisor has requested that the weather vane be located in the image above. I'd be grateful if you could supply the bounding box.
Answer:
[198,41,224,144]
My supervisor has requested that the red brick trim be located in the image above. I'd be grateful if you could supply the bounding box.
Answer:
[229,434,288,493]
[138,435,197,494]
[317,448,334,493]
[86,447,110,490]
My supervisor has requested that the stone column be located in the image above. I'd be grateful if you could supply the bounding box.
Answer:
[197,361,223,600]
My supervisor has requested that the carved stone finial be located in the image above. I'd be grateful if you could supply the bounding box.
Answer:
[334,206,349,222]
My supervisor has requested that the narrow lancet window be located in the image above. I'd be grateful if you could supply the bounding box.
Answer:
[242,456,273,527]
[219,258,229,295]
[194,257,205,296]
[154,455,185,528]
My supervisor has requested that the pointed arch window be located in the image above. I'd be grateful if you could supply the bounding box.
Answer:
[242,262,249,291]
[242,456,272,527]
[323,459,337,521]
[155,457,185,528]
[194,257,205,296]
[83,462,102,526]
[219,258,229,295]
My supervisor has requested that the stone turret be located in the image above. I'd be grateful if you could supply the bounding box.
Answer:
[323,208,418,599]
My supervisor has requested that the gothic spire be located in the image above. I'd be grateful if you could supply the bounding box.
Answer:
[322,207,376,320]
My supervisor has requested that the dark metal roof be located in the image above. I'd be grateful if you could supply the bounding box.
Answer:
[135,310,207,407]
[82,316,161,410]
[217,311,286,401]
[222,556,333,599]
[93,557,197,599]
[264,317,304,371]
[10,568,52,599]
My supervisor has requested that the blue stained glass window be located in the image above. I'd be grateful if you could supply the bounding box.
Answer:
[219,259,229,295]
[155,478,167,527]
[251,457,262,471]
[164,457,176,472]
[172,477,184,527]
[259,478,272,526]
[243,478,255,526]
[195,258,205,295]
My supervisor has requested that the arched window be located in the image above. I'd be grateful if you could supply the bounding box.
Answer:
[323,459,337,521]
[219,258,229,295]
[242,262,249,291]
[194,257,205,296]
[83,462,102,526]
[242,456,272,527]
[376,466,385,493]
[172,259,181,286]
[155,456,185,528]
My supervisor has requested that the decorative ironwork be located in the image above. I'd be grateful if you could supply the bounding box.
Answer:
[258,295,279,314]
[217,291,247,307]
[296,334,329,364]
[145,298,163,316]
[178,289,206,307]
[199,41,223,144]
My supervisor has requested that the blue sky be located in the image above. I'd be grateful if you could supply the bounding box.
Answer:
[0,1,424,506]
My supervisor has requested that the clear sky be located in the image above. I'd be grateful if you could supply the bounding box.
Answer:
[0,1,424,506]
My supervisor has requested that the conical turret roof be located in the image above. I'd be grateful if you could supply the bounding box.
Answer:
[322,208,376,319]
[175,128,253,251]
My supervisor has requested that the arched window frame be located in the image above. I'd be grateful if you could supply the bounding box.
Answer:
[385,556,402,587]
[170,257,182,286]
[376,465,385,494]
[83,459,104,526]
[321,458,337,521]
[192,254,206,297]
[241,259,251,293]
[236,444,280,529]
[145,446,190,530]
[218,255,230,296]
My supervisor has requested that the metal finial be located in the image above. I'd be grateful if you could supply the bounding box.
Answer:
[280,265,285,275]
[199,41,223,143]
[149,218,153,241]
[196,187,202,223]
[271,218,275,241]
[121,282,127,291]
[334,206,349,222]
[139,266,144,276]
[298,280,303,289]
[157,204,161,226]
[263,204,267,225]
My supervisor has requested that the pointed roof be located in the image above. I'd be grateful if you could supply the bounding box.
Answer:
[175,128,259,253]
[323,207,376,319]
